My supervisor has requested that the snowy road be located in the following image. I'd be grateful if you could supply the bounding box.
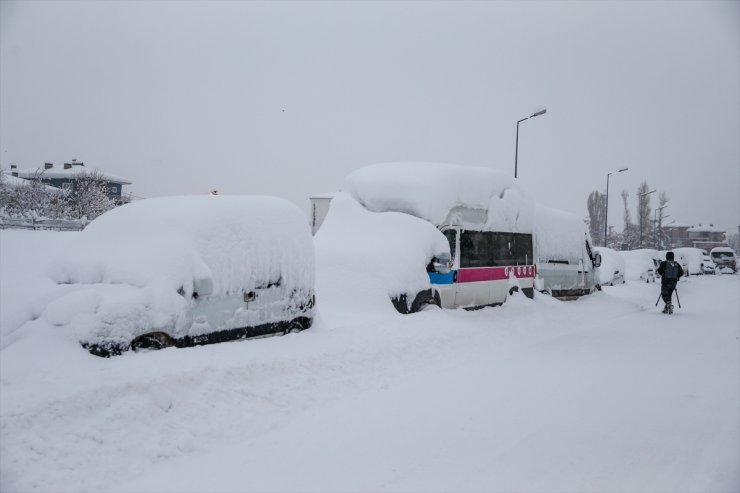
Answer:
[1,236,738,492]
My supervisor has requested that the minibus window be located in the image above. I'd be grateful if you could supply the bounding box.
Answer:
[460,231,533,268]
[513,234,533,265]
[460,231,494,268]
[443,230,457,263]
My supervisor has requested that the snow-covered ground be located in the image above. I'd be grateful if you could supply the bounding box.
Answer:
[1,229,739,493]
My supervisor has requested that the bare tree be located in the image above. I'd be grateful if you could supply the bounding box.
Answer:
[586,190,606,246]
[637,181,652,248]
[655,191,670,249]
[615,189,639,249]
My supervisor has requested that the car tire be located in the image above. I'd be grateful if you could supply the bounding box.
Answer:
[131,332,175,352]
[408,289,441,313]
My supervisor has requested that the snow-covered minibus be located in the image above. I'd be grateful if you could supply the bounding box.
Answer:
[534,205,601,299]
[314,162,537,312]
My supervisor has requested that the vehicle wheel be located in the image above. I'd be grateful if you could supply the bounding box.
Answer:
[284,319,305,334]
[409,289,441,313]
[130,332,175,352]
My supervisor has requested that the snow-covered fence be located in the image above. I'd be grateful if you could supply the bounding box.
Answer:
[0,217,85,231]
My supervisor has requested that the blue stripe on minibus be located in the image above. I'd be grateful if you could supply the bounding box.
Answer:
[429,271,455,285]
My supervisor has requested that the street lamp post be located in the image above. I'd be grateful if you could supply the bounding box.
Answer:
[604,167,629,247]
[514,108,546,179]
[639,189,656,248]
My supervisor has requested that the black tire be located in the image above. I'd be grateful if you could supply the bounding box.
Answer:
[130,332,175,352]
[409,289,441,313]
[284,317,311,334]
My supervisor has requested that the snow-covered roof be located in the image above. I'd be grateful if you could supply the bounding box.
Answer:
[686,224,726,233]
[310,192,339,200]
[2,173,64,193]
[15,163,132,185]
[345,162,534,232]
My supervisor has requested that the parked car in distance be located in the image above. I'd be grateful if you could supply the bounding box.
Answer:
[594,247,626,286]
[43,195,316,357]
[702,254,717,274]
[621,249,660,283]
[673,247,706,276]
[710,247,738,273]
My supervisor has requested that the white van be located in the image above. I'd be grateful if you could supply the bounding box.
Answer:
[534,205,601,299]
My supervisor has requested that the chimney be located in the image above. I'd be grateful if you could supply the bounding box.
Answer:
[44,162,53,170]
[10,164,17,177]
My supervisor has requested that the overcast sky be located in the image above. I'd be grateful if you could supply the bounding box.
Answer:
[1,0,738,232]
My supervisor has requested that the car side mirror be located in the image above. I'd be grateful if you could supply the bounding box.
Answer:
[432,252,452,274]
[593,252,602,268]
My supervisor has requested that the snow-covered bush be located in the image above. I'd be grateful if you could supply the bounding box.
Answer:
[0,170,71,220]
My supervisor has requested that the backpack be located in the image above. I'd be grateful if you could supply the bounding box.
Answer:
[664,260,680,280]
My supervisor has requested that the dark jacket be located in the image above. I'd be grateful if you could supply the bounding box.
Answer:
[657,260,684,284]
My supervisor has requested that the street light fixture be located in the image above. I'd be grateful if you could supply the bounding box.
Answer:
[639,189,656,248]
[604,167,629,247]
[514,108,547,179]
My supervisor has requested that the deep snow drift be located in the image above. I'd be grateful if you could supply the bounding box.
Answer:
[1,229,738,493]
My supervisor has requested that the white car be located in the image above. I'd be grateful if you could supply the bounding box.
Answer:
[702,255,717,274]
[594,247,626,286]
[621,249,659,283]
[42,195,316,357]
[710,247,738,273]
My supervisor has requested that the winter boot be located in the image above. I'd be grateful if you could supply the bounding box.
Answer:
[667,303,674,315]
[662,304,669,314]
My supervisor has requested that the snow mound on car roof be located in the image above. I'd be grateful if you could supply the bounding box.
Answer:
[49,195,315,297]
[314,193,449,318]
[534,204,589,263]
[345,162,534,232]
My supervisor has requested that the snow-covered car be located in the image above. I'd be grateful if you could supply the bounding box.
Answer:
[594,247,626,286]
[43,195,315,357]
[702,254,717,274]
[314,192,451,315]
[535,205,601,299]
[710,247,737,273]
[673,247,705,276]
[621,249,659,283]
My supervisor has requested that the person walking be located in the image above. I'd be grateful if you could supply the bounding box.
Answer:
[656,251,684,314]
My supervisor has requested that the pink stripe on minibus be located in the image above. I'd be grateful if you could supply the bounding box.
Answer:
[457,265,536,283]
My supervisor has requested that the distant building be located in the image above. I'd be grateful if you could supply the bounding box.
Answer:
[687,224,728,250]
[663,224,691,248]
[11,160,131,201]
[663,223,727,250]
